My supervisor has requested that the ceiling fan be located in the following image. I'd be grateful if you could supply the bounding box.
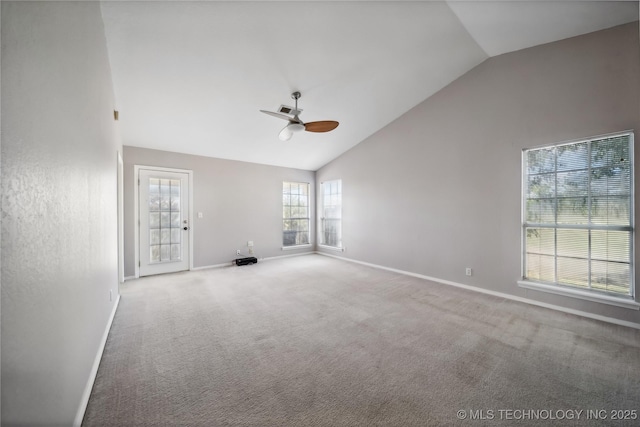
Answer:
[260,91,339,141]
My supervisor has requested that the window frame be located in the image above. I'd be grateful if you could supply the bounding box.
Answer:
[320,179,342,249]
[282,181,311,249]
[518,131,639,310]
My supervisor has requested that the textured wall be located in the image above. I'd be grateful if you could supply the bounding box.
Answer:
[123,147,315,277]
[317,22,640,325]
[1,2,121,425]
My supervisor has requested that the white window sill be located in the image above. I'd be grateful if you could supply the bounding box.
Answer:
[281,244,312,251]
[518,280,640,310]
[318,244,344,252]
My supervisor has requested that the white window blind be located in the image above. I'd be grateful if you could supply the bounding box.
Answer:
[283,182,310,247]
[523,132,634,297]
[321,180,342,247]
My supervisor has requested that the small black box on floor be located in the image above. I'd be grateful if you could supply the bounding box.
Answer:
[235,257,258,266]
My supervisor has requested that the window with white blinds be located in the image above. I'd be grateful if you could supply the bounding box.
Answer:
[321,180,342,248]
[523,132,634,298]
[283,182,310,247]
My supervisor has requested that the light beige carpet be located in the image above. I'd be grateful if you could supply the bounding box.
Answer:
[83,254,640,426]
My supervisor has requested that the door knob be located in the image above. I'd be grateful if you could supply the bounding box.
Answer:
[183,226,189,231]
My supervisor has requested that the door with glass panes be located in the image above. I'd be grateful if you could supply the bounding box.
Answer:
[139,169,190,276]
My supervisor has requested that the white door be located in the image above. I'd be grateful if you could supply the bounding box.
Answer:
[139,168,190,276]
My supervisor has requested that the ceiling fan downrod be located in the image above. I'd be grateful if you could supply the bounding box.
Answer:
[291,91,301,114]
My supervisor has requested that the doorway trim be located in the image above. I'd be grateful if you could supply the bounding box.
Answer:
[117,151,124,284]
[134,165,194,279]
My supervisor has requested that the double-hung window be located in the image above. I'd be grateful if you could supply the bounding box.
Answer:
[521,132,634,302]
[321,180,342,248]
[282,182,310,247]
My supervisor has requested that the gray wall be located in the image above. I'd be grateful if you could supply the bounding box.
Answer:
[1,2,121,425]
[317,22,640,325]
[123,147,315,277]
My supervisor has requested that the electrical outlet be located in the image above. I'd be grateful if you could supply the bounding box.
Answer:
[236,250,241,255]
[465,268,472,276]
[248,241,254,247]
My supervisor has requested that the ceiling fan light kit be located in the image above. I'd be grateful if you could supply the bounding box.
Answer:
[261,91,339,141]
[279,127,292,141]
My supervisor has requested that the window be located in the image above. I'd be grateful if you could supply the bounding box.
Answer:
[283,182,310,247]
[522,132,634,299]
[321,180,342,248]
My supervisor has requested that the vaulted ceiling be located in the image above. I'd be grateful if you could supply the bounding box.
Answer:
[101,1,638,170]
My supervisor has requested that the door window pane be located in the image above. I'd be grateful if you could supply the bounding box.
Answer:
[149,176,182,263]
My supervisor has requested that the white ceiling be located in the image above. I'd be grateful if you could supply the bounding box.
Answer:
[101,1,638,171]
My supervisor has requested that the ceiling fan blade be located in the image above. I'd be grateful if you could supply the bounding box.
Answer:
[304,121,339,133]
[279,124,293,141]
[260,110,297,122]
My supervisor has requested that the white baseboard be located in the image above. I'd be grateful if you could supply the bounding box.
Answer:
[317,244,344,252]
[123,275,135,281]
[192,262,234,270]
[260,251,315,262]
[74,295,121,426]
[191,252,315,270]
[316,252,640,330]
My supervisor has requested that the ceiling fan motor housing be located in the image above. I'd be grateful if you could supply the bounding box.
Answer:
[288,123,305,133]
[277,105,302,116]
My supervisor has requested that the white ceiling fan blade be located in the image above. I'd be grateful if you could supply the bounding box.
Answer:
[261,110,295,122]
[279,124,293,141]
